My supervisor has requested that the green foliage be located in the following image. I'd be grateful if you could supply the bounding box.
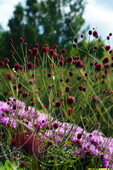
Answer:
[0,160,23,170]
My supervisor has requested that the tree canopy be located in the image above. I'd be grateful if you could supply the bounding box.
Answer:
[0,0,87,65]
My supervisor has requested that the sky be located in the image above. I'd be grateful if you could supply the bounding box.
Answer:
[0,0,113,45]
[83,0,113,45]
[0,0,25,29]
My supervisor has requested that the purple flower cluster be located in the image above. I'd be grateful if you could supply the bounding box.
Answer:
[0,97,50,129]
[0,97,113,168]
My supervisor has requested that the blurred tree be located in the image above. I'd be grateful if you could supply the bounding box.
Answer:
[0,0,87,65]
[8,3,24,37]
[24,0,86,49]
[0,3,25,65]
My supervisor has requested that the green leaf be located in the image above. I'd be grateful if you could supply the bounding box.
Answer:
[0,161,3,167]
[5,160,11,168]
[0,166,6,170]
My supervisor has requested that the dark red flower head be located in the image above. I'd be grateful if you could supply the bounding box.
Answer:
[14,64,20,71]
[24,42,27,46]
[19,37,24,43]
[6,73,13,81]
[59,60,64,67]
[67,96,76,106]
[35,43,39,48]
[66,78,70,83]
[35,57,39,63]
[49,49,55,55]
[88,30,92,35]
[65,86,70,93]
[106,36,110,40]
[48,84,54,89]
[94,46,98,51]
[22,92,28,98]
[59,78,63,82]
[67,56,73,63]
[29,80,35,85]
[81,34,84,38]
[55,101,62,107]
[57,55,64,61]
[9,39,13,44]
[75,60,84,68]
[92,95,98,103]
[4,91,9,96]
[30,73,35,78]
[103,88,108,94]
[3,58,9,63]
[27,49,32,56]
[9,50,14,55]
[20,161,26,168]
[47,73,53,78]
[84,72,88,77]
[75,139,82,147]
[68,71,74,77]
[102,57,109,64]
[74,37,78,43]
[27,62,34,69]
[105,68,110,75]
[77,76,82,81]
[44,44,49,47]
[78,85,83,91]
[109,50,113,54]
[73,56,80,60]
[13,84,17,90]
[82,86,87,92]
[56,92,60,98]
[101,74,106,78]
[104,63,109,69]
[60,48,66,55]
[0,61,4,67]
[19,89,24,94]
[93,31,98,38]
[32,48,38,56]
[53,44,58,49]
[90,62,94,66]
[79,106,83,110]
[42,46,49,53]
[105,45,110,51]
[18,83,22,89]
[72,44,77,48]
[95,63,102,72]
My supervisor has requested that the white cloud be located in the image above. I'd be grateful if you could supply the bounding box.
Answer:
[83,0,113,44]
[0,0,25,30]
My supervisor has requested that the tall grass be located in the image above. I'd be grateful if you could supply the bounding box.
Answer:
[0,29,113,169]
